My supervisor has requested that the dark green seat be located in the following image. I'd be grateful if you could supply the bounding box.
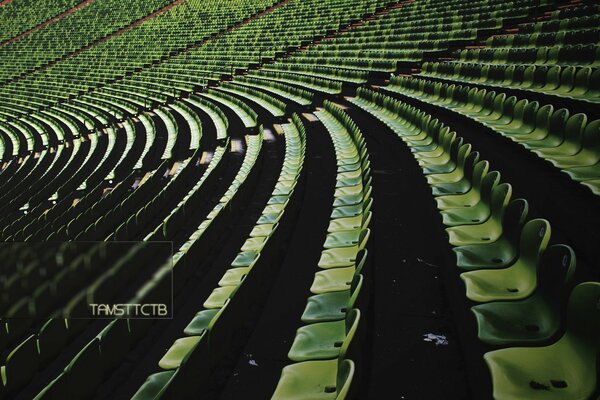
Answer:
[461,219,551,302]
[484,282,600,400]
[63,338,102,399]
[435,160,492,210]
[441,169,501,226]
[552,119,600,169]
[472,244,575,346]
[521,108,569,149]
[446,182,512,246]
[455,199,529,270]
[98,319,131,372]
[1,334,39,393]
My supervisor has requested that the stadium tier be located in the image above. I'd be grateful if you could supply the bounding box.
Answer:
[0,0,599,399]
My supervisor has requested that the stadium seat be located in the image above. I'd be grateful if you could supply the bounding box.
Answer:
[484,282,600,400]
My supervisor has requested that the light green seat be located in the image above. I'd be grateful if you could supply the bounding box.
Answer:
[331,197,372,219]
[240,236,268,252]
[203,285,237,308]
[288,309,360,362]
[231,251,259,267]
[131,370,176,400]
[327,208,372,233]
[318,230,369,269]
[158,335,203,370]
[461,219,551,302]
[250,223,276,237]
[302,275,363,324]
[455,199,529,270]
[484,282,600,400]
[324,229,369,250]
[522,108,569,149]
[311,250,366,294]
[219,266,251,286]
[472,245,575,346]
[271,358,354,400]
[446,183,512,246]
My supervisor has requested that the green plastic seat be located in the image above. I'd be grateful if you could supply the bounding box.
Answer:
[460,219,551,302]
[472,244,576,346]
[131,370,176,400]
[288,309,360,362]
[441,169,501,226]
[532,113,587,156]
[509,104,553,143]
[523,114,587,158]
[446,182,512,246]
[183,309,220,336]
[324,229,369,250]
[522,108,569,149]
[311,250,366,294]
[430,151,480,196]
[204,285,237,308]
[435,161,492,210]
[231,251,259,267]
[455,199,529,270]
[327,206,372,233]
[422,140,468,175]
[271,358,354,400]
[302,275,363,324]
[159,335,203,370]
[484,282,600,400]
[554,119,600,170]
[426,144,473,185]
[318,230,369,269]
[502,100,539,135]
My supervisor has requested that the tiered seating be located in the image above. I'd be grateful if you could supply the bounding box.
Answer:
[132,117,305,398]
[418,2,600,104]
[272,101,371,398]
[349,87,599,399]
[0,0,82,44]
[385,76,600,195]
[0,0,599,399]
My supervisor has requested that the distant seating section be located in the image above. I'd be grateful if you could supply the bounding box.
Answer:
[0,0,598,399]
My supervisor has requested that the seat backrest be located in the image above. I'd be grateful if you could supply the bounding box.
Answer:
[502,198,529,242]
[347,274,364,311]
[566,282,600,348]
[580,119,600,154]
[470,160,490,192]
[563,113,587,144]
[547,108,569,139]
[537,244,576,303]
[534,104,554,132]
[489,182,512,222]
[518,219,551,270]
[335,359,356,400]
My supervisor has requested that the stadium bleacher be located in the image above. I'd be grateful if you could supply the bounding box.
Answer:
[0,0,598,399]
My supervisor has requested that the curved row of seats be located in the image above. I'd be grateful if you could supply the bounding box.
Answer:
[349,87,600,400]
[272,101,371,399]
[384,75,600,195]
